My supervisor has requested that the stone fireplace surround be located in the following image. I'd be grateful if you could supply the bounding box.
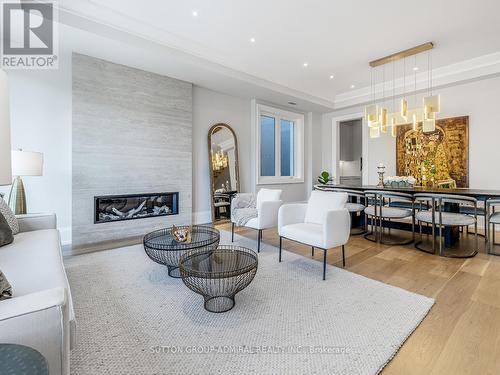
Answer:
[72,53,192,251]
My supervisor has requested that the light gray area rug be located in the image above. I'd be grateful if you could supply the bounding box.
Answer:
[65,230,434,375]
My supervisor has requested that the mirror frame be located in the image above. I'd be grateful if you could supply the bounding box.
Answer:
[208,123,240,223]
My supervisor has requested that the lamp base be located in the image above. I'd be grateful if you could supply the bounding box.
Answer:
[8,176,27,215]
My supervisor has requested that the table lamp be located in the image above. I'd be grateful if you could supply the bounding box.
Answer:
[0,69,12,189]
[8,150,44,214]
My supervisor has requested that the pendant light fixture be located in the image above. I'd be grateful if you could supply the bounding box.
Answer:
[365,42,441,138]
[391,58,397,138]
[401,57,408,121]
[379,65,388,133]
[422,49,440,132]
[412,55,418,131]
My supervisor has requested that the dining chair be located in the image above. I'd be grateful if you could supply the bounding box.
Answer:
[414,193,478,257]
[364,190,415,245]
[486,198,500,256]
[327,188,367,235]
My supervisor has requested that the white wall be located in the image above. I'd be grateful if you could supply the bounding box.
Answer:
[193,88,320,223]
[322,75,500,188]
[0,46,72,244]
[192,87,252,223]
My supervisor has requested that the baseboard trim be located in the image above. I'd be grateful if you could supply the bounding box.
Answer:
[64,235,144,257]
[59,226,72,246]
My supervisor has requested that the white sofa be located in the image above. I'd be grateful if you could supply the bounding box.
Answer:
[0,214,74,375]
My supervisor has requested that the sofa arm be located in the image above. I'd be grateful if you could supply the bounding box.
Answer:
[16,213,57,232]
[0,288,70,375]
[278,203,308,234]
[323,209,351,249]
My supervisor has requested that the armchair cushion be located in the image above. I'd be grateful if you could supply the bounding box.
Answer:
[304,191,348,225]
[278,203,308,230]
[256,189,282,209]
[280,223,324,248]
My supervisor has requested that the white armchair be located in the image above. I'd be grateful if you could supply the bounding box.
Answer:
[231,188,282,252]
[278,190,350,280]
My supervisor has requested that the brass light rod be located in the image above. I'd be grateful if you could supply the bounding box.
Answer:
[369,42,434,67]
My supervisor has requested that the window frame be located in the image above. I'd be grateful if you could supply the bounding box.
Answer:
[256,104,304,185]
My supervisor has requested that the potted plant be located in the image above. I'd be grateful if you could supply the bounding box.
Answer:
[317,171,333,185]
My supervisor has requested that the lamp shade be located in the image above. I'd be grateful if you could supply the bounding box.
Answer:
[0,69,12,186]
[11,150,43,177]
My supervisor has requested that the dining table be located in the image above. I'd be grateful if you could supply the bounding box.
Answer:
[314,184,500,247]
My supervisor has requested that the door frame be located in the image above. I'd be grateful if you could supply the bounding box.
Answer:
[331,112,368,185]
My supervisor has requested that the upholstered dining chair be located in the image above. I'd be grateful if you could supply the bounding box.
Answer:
[328,187,367,235]
[364,190,415,245]
[231,188,282,252]
[414,193,478,258]
[277,190,350,280]
[486,198,500,255]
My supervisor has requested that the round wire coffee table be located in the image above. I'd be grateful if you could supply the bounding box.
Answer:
[179,246,258,313]
[143,225,220,278]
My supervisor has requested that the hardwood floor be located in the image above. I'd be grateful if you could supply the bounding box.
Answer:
[217,222,500,375]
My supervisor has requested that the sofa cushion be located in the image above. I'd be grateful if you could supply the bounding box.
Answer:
[0,199,19,235]
[304,191,348,225]
[0,269,12,300]
[0,229,74,322]
[0,212,13,247]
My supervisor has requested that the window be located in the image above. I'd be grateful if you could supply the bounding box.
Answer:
[260,115,276,176]
[256,104,304,184]
[280,119,294,176]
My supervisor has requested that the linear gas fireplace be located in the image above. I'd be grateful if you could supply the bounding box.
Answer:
[94,192,178,224]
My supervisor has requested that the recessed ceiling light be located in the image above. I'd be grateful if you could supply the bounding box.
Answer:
[350,84,355,89]
[303,62,308,68]
[413,66,419,71]
[192,10,198,17]
[250,37,256,43]
[329,75,334,79]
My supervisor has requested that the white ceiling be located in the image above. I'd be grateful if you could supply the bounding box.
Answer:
[59,0,500,109]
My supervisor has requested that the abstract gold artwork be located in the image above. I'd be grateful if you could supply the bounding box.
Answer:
[396,116,469,188]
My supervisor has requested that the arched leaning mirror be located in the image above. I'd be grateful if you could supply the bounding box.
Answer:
[208,123,240,223]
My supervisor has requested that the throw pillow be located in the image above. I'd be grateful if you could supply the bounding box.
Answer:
[0,198,19,235]
[0,269,12,300]
[0,212,13,247]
